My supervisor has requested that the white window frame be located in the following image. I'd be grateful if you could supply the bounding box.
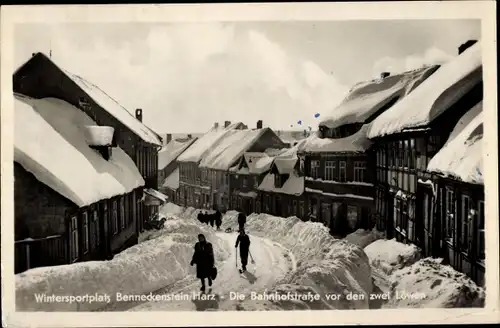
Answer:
[445,188,456,242]
[354,161,366,182]
[120,197,125,229]
[310,160,320,179]
[324,160,336,181]
[461,194,471,252]
[82,212,89,254]
[112,200,118,235]
[478,200,485,260]
[93,210,100,247]
[339,161,347,182]
[70,216,79,262]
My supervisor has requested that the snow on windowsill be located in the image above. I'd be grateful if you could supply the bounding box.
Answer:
[305,187,374,201]
[305,177,373,187]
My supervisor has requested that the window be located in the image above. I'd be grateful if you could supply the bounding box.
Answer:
[299,201,305,218]
[70,216,79,262]
[423,194,430,231]
[91,210,99,250]
[347,206,358,230]
[354,161,366,182]
[82,212,89,254]
[445,188,456,242]
[120,198,126,229]
[274,174,283,188]
[112,200,118,234]
[292,200,297,214]
[339,161,347,182]
[243,177,248,188]
[324,160,336,181]
[309,198,317,218]
[131,192,136,225]
[461,195,472,252]
[310,160,320,178]
[253,176,259,188]
[478,201,485,260]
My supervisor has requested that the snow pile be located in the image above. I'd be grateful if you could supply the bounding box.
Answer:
[300,125,372,153]
[16,212,230,311]
[385,258,485,308]
[221,212,373,309]
[364,239,421,275]
[14,94,144,207]
[320,66,438,129]
[345,228,385,249]
[62,68,162,146]
[368,41,482,138]
[158,138,196,169]
[82,125,114,146]
[161,202,184,216]
[427,101,483,184]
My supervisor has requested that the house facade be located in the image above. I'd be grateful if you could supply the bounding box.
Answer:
[14,95,145,273]
[176,120,286,212]
[296,64,440,237]
[13,52,165,234]
[367,40,484,284]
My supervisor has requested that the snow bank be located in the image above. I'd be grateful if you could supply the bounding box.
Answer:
[221,212,373,309]
[14,94,144,207]
[364,239,421,275]
[385,258,485,308]
[16,212,230,311]
[161,202,184,216]
[345,228,385,249]
[427,101,483,184]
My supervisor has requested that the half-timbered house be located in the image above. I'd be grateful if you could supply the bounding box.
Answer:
[367,40,482,285]
[14,94,145,273]
[13,52,165,234]
[426,101,484,285]
[297,63,440,237]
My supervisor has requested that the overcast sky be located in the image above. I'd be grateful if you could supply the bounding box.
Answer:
[14,20,480,134]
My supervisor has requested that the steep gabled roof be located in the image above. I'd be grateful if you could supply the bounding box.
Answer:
[320,65,439,129]
[368,41,482,139]
[14,94,144,207]
[427,101,483,184]
[15,52,162,146]
[158,138,198,170]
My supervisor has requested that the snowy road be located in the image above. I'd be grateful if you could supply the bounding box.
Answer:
[121,230,295,311]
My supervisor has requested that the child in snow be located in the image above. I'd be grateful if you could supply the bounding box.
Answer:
[235,230,251,272]
[190,234,215,292]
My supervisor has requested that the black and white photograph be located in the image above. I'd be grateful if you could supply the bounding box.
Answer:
[1,2,498,326]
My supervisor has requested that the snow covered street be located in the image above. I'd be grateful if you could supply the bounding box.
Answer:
[15,203,485,312]
[127,229,295,311]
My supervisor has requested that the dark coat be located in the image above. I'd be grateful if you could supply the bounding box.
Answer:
[235,234,251,256]
[215,211,222,226]
[191,242,214,279]
[238,213,246,226]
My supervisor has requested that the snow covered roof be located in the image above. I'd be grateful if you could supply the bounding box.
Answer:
[144,188,168,202]
[199,128,271,170]
[298,125,372,153]
[158,138,197,170]
[367,41,482,139]
[240,152,272,175]
[177,122,243,163]
[320,65,439,129]
[14,94,145,207]
[273,157,298,175]
[16,53,162,146]
[427,101,483,184]
[258,172,304,196]
[162,168,180,190]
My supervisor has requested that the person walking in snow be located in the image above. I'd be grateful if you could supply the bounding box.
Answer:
[237,211,246,232]
[215,210,222,230]
[235,229,251,272]
[197,212,204,224]
[190,234,215,292]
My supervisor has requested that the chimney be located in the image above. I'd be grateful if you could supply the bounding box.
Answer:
[187,134,192,139]
[135,108,143,122]
[224,121,231,128]
[257,120,263,129]
[166,134,172,144]
[214,122,219,129]
[380,72,390,79]
[32,53,36,57]
[458,40,478,55]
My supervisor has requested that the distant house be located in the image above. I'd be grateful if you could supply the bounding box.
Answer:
[229,150,285,215]
[367,40,483,284]
[158,136,198,202]
[427,101,484,285]
[14,94,145,273]
[176,120,286,211]
[298,63,440,237]
[13,52,166,233]
[257,145,306,219]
